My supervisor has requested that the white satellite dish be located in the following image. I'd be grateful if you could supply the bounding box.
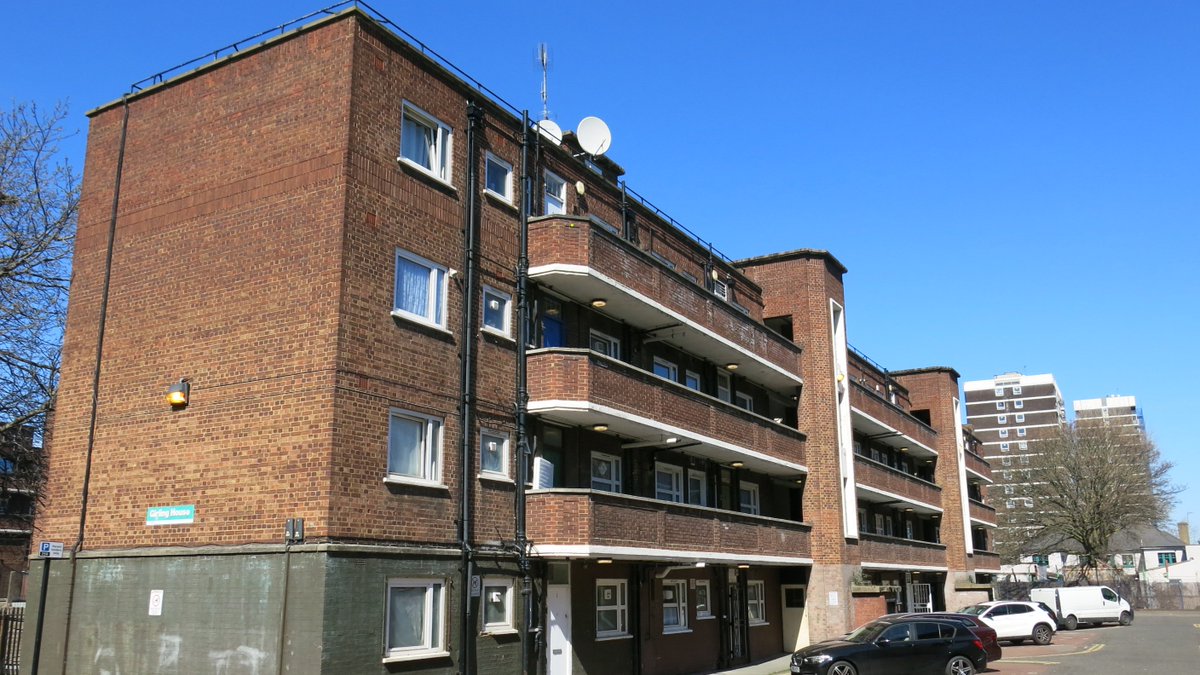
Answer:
[536,119,563,144]
[576,116,612,156]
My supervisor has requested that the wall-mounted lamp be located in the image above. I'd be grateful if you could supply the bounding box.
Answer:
[597,557,613,565]
[710,268,720,282]
[591,424,609,433]
[590,298,608,309]
[724,363,739,371]
[836,372,845,383]
[794,477,805,485]
[166,379,190,408]
[575,180,586,196]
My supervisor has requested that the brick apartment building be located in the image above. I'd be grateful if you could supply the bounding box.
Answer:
[24,6,995,674]
[1073,395,1144,434]
[0,426,37,595]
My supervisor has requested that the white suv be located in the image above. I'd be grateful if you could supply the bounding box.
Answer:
[959,601,1056,646]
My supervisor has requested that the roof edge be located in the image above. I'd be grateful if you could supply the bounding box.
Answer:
[735,248,848,275]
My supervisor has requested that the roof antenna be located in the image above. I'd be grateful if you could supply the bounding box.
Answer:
[537,43,551,121]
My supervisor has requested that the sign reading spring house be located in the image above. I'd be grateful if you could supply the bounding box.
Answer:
[145,505,195,526]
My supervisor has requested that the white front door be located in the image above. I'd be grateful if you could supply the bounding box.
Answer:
[547,585,572,675]
[780,585,807,651]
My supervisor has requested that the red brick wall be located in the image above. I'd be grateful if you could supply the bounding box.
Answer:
[853,458,942,507]
[852,594,888,626]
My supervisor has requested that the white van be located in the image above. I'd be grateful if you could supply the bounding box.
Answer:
[1029,586,1133,630]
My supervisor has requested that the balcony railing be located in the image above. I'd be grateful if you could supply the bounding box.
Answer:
[528,349,807,474]
[528,217,802,392]
[858,532,947,568]
[854,456,942,509]
[968,499,997,526]
[526,489,812,562]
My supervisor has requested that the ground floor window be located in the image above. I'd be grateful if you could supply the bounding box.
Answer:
[596,580,629,638]
[663,580,689,633]
[746,580,767,624]
[696,580,713,618]
[386,579,447,661]
[482,578,515,633]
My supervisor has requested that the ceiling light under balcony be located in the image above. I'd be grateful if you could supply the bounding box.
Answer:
[729,461,744,469]
[664,436,679,444]
[737,563,750,570]
[591,424,609,433]
[590,298,608,309]
[724,363,739,371]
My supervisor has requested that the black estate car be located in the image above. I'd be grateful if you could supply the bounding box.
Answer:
[790,617,988,675]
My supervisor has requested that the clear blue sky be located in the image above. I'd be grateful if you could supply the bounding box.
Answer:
[6,1,1198,534]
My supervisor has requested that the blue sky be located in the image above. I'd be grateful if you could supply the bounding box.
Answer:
[5,1,1198,533]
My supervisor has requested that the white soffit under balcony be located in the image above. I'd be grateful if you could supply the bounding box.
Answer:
[860,562,949,572]
[966,466,994,484]
[530,544,813,567]
[854,483,943,515]
[528,400,808,477]
[850,407,938,457]
[970,516,998,528]
[529,264,802,391]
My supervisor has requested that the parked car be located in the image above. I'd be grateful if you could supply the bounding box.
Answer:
[885,612,1002,662]
[790,616,987,675]
[1029,585,1133,630]
[959,601,1056,645]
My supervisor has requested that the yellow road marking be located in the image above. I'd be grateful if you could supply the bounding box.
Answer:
[1001,643,1105,663]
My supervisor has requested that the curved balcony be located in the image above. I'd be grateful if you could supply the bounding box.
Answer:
[526,489,812,565]
[854,456,942,513]
[528,348,807,475]
[528,217,802,392]
[969,499,997,527]
[859,533,947,570]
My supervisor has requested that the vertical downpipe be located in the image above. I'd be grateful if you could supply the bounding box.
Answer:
[515,111,534,675]
[458,102,485,675]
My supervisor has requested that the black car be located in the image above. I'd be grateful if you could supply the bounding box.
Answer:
[790,617,987,675]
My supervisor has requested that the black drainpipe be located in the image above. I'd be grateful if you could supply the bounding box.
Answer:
[40,94,130,675]
[458,101,485,675]
[515,111,534,675]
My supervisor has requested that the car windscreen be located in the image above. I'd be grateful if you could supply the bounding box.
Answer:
[844,621,889,643]
[958,605,988,616]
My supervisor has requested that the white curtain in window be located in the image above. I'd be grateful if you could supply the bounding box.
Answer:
[403,117,433,169]
[389,415,423,477]
[389,586,426,648]
[396,257,430,317]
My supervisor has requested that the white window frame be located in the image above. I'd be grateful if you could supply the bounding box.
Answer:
[655,462,684,503]
[1018,441,1028,450]
[739,481,760,515]
[1001,457,1012,466]
[994,387,1005,396]
[480,577,516,634]
[596,580,629,638]
[591,451,622,493]
[998,429,1009,438]
[717,371,732,403]
[662,579,689,634]
[1014,399,1024,409]
[483,152,513,203]
[735,391,754,413]
[1017,427,1027,437]
[746,580,767,625]
[684,370,702,391]
[995,401,1006,410]
[875,513,885,534]
[385,578,448,662]
[399,101,452,182]
[653,357,678,383]
[1012,386,1022,395]
[387,409,444,486]
[695,580,714,619]
[1000,443,1010,452]
[712,278,729,300]
[393,249,449,329]
[998,415,1007,424]
[1015,413,1025,423]
[479,429,510,479]
[1006,499,1016,509]
[1023,498,1034,508]
[543,169,566,215]
[482,286,512,338]
[687,468,708,507]
[589,329,621,360]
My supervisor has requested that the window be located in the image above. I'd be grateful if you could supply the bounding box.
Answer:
[1017,427,1027,437]
[543,170,566,215]
[394,249,448,328]
[1018,441,1028,450]
[480,429,509,478]
[653,357,678,382]
[1102,587,1119,602]
[1019,455,1029,465]
[696,580,713,618]
[1000,443,1010,452]
[482,286,511,337]
[388,410,443,484]
[1030,555,1048,567]
[994,387,1005,396]
[1004,485,1014,495]
[650,250,677,270]
[875,513,885,534]
[386,579,447,661]
[998,415,1007,424]
[746,581,766,624]
[1005,499,1016,509]
[783,587,806,609]
[596,580,628,638]
[1002,471,1013,480]
[739,481,760,515]
[712,278,728,300]
[400,102,452,181]
[735,392,754,412]
[662,580,689,633]
[684,370,702,391]
[591,452,622,493]
[589,330,620,359]
[655,462,683,503]
[1158,552,1178,566]
[996,401,1006,410]
[1012,386,1022,395]
[1015,413,1025,423]
[481,578,515,633]
[539,298,564,347]
[716,371,732,403]
[905,520,914,539]
[687,469,708,506]
[1023,498,1033,507]
[1001,457,1011,466]
[484,153,513,202]
[1014,400,1024,409]
[998,429,1009,438]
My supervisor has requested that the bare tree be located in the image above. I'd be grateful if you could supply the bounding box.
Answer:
[0,101,78,492]
[1005,422,1179,582]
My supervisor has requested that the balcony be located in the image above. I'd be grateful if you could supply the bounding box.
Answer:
[858,533,947,569]
[850,383,939,456]
[854,457,942,512]
[969,499,997,527]
[971,550,1002,572]
[528,216,802,392]
[528,348,807,475]
[964,450,992,482]
[526,489,812,564]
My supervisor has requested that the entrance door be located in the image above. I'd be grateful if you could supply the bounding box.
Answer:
[547,585,572,675]
[910,583,933,612]
[780,585,807,651]
[725,578,747,665]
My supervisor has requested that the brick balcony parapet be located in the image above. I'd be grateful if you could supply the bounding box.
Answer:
[968,499,997,526]
[858,532,947,568]
[853,456,942,508]
[850,382,938,449]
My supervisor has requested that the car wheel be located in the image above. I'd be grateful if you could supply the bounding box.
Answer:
[945,655,976,675]
[828,661,857,675]
[1064,614,1078,630]
[1032,623,1053,645]
[1119,611,1132,626]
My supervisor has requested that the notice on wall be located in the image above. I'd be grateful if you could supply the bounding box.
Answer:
[146,505,195,526]
[828,591,839,606]
[149,589,164,616]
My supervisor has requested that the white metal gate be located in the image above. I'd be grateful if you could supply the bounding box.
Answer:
[909,583,933,612]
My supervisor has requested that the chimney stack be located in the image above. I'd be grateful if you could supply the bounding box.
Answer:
[1179,522,1191,546]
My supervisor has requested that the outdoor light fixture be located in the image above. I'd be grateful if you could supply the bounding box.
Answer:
[591,424,609,433]
[729,461,744,469]
[597,558,613,565]
[724,363,739,371]
[575,180,586,196]
[737,563,750,570]
[904,507,914,513]
[166,379,190,408]
[590,298,608,309]
[664,437,679,444]
[795,477,805,485]
[899,446,909,453]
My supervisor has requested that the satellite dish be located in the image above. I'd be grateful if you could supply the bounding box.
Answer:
[576,116,612,156]
[536,119,563,144]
